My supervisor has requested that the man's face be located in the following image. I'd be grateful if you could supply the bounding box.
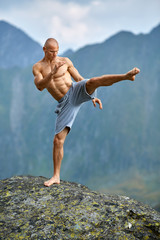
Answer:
[44,44,59,60]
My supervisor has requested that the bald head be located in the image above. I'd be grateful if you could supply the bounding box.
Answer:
[43,38,59,60]
[44,38,59,48]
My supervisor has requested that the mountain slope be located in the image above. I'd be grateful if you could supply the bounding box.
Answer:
[0,20,43,68]
[70,24,160,76]
[0,22,160,208]
[65,24,160,178]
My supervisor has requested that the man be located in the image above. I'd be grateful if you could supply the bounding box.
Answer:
[32,38,140,187]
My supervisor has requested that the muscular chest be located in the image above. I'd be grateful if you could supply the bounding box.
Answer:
[41,63,68,78]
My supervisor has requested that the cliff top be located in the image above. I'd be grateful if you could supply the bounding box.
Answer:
[0,176,160,239]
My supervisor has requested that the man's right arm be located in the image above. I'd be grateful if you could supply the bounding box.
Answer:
[32,64,53,91]
[32,62,65,91]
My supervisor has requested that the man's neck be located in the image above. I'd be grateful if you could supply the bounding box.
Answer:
[44,56,58,64]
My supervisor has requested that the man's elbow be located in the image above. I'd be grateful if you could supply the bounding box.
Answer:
[35,83,44,91]
[37,87,44,91]
[37,85,45,91]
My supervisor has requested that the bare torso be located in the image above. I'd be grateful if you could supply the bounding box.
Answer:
[38,56,73,101]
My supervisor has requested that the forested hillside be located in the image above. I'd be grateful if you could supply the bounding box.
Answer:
[0,21,159,209]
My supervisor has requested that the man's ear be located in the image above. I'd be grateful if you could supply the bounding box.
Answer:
[43,46,46,52]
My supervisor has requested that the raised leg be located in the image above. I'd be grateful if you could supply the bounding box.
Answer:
[44,127,69,187]
[86,67,140,95]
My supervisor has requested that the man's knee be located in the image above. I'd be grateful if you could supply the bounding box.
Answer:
[53,134,65,148]
[86,77,97,87]
[86,78,97,94]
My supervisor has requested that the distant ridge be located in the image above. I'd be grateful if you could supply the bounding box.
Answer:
[0,20,43,68]
[61,48,74,57]
[149,23,160,34]
[69,23,160,77]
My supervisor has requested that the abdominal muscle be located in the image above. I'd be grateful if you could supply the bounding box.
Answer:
[46,71,73,101]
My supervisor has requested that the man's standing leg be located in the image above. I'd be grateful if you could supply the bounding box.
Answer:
[44,127,69,186]
[86,67,140,94]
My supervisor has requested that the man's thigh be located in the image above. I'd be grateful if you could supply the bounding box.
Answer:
[71,79,96,105]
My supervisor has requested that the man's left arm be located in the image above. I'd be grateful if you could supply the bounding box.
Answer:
[65,57,84,82]
[66,57,103,109]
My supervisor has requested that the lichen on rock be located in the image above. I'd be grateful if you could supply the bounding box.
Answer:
[0,176,160,239]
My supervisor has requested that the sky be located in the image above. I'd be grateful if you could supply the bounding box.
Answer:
[0,0,160,53]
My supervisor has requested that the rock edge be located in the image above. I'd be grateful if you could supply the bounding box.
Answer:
[0,176,160,239]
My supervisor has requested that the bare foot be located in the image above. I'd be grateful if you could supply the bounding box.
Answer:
[44,176,60,187]
[126,67,140,81]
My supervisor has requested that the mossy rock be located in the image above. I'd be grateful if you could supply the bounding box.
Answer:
[0,176,160,239]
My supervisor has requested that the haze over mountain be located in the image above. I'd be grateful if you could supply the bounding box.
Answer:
[0,20,160,209]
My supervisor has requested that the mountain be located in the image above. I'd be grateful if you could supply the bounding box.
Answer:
[66,24,160,207]
[70,24,160,77]
[0,21,160,209]
[0,20,43,68]
[1,176,160,239]
[61,48,74,57]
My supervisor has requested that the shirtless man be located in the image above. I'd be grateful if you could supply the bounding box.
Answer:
[32,38,140,187]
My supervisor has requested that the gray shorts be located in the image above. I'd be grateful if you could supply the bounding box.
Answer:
[55,79,97,135]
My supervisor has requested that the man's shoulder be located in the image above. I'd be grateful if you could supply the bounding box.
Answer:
[59,56,72,66]
[32,61,44,76]
[33,60,43,70]
[58,56,70,61]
